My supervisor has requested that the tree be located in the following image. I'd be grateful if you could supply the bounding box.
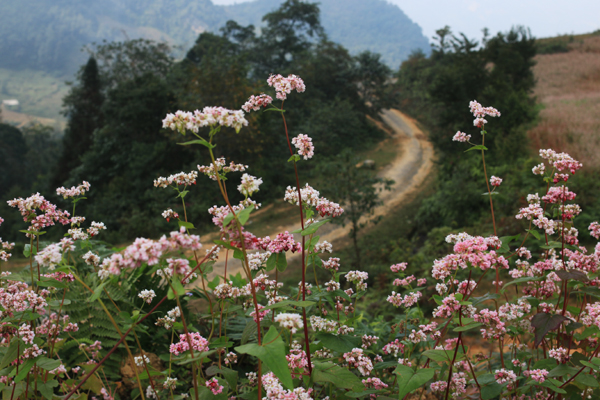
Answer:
[53,56,104,187]
[0,124,28,194]
[319,149,393,267]
[353,51,392,114]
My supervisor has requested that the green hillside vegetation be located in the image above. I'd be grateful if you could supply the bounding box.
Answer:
[0,0,391,245]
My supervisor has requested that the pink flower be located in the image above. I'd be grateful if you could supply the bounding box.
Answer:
[490,176,502,187]
[452,131,471,142]
[242,94,273,112]
[291,134,314,160]
[267,74,306,100]
[205,378,224,395]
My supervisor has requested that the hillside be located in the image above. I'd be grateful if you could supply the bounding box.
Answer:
[0,0,428,75]
[528,33,600,169]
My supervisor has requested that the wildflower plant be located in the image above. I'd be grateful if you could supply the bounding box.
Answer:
[1,77,600,400]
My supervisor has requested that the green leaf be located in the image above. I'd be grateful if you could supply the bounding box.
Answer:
[37,278,67,289]
[312,361,363,391]
[177,139,215,149]
[275,252,287,272]
[526,229,541,240]
[465,144,488,152]
[481,383,503,400]
[14,359,35,382]
[213,240,238,251]
[235,326,293,390]
[301,219,330,236]
[422,349,464,363]
[233,250,245,261]
[265,300,315,310]
[395,365,436,400]
[38,380,59,400]
[36,357,62,371]
[471,292,500,306]
[89,282,108,302]
[48,299,71,307]
[206,366,238,390]
[178,221,195,230]
[223,212,235,228]
[237,205,254,226]
[476,373,496,385]
[0,339,22,369]
[266,253,277,271]
[287,154,301,163]
[575,372,599,387]
[502,276,544,289]
[531,313,570,347]
[168,279,185,300]
[548,364,579,377]
[23,244,37,257]
[315,333,361,353]
[453,322,482,332]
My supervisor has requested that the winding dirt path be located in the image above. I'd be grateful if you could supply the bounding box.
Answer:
[201,109,434,280]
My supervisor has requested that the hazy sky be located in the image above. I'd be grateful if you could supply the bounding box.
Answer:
[212,0,600,42]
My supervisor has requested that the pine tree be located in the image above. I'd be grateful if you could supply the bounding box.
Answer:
[53,56,104,187]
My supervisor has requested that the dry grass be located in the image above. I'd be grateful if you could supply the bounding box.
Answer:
[529,34,600,169]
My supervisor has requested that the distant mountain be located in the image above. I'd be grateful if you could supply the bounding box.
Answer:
[0,0,429,74]
[221,0,430,68]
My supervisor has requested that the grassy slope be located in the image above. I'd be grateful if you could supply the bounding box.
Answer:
[529,33,600,170]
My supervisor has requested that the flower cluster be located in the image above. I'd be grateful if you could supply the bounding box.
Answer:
[242,93,273,112]
[56,181,91,199]
[291,134,314,160]
[153,171,198,188]
[267,74,306,100]
[162,106,248,134]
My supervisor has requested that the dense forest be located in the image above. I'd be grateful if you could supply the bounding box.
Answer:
[0,0,428,74]
[0,0,391,244]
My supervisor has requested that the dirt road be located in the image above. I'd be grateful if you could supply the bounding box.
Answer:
[201,109,434,280]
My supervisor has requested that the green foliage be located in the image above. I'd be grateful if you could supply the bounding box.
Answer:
[319,149,394,267]
[395,26,538,231]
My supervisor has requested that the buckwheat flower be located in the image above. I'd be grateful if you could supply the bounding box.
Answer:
[284,183,320,207]
[87,221,106,237]
[490,176,502,187]
[322,257,340,271]
[242,93,273,112]
[430,381,448,393]
[56,181,91,199]
[589,222,600,240]
[382,339,404,357]
[363,377,388,390]
[469,100,500,128]
[291,134,314,160]
[343,348,373,376]
[163,377,178,390]
[549,347,570,364]
[494,368,517,385]
[198,158,248,181]
[258,231,301,253]
[346,270,368,291]
[324,280,340,292]
[68,228,88,241]
[246,372,258,386]
[205,378,223,395]
[361,335,379,349]
[267,74,306,101]
[169,332,209,356]
[527,369,548,383]
[162,209,179,222]
[224,352,238,365]
[313,240,332,253]
[138,289,156,304]
[134,355,150,367]
[238,173,263,197]
[417,278,427,286]
[452,131,471,142]
[390,263,407,272]
[18,323,35,344]
[35,243,63,270]
[146,386,158,399]
[316,198,344,218]
[310,315,339,333]
[275,313,303,333]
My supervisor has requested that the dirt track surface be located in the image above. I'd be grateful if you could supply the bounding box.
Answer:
[199,109,434,281]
